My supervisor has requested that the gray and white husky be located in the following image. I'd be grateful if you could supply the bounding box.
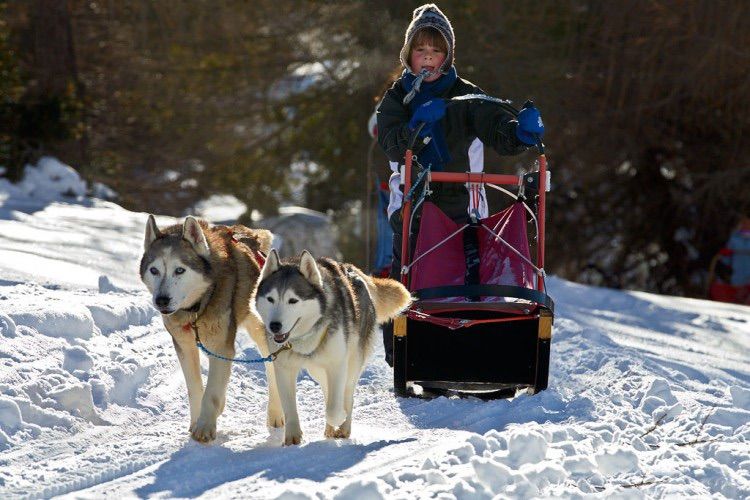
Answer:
[254,250,411,445]
[140,215,283,442]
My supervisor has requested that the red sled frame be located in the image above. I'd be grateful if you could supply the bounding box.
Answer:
[392,144,554,399]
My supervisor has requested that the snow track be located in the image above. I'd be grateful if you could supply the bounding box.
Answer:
[1,166,749,498]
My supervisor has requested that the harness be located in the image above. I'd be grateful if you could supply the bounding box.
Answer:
[225,226,267,268]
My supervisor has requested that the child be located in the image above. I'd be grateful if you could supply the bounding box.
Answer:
[376,4,545,366]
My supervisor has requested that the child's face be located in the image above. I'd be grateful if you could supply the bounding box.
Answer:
[410,42,446,82]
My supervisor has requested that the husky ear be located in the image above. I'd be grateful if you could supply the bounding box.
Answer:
[182,216,211,259]
[260,248,280,281]
[144,214,161,249]
[299,250,323,288]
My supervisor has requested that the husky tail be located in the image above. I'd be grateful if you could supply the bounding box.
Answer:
[365,276,412,324]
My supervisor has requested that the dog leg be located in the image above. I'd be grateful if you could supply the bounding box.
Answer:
[310,366,336,438]
[264,363,285,428]
[315,371,342,439]
[324,364,347,431]
[192,351,233,443]
[332,355,362,439]
[275,363,302,445]
[333,377,357,439]
[246,317,284,428]
[172,337,204,432]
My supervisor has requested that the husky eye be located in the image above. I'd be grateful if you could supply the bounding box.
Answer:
[175,267,185,275]
[288,298,298,304]
[267,296,275,303]
[149,267,159,275]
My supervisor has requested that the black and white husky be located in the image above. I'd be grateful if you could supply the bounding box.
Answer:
[254,250,410,445]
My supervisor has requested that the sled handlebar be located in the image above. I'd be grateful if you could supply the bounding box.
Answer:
[408,96,545,155]
[428,172,522,186]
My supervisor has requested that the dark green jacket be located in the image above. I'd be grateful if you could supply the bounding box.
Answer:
[376,76,527,170]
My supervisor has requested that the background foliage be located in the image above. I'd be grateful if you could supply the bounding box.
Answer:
[2,0,748,297]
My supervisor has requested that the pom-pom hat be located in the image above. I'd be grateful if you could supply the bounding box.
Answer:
[399,4,455,75]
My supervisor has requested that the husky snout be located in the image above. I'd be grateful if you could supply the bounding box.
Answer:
[155,295,174,314]
[267,317,299,345]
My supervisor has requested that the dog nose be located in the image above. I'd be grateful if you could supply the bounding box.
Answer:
[269,321,282,333]
[155,295,171,308]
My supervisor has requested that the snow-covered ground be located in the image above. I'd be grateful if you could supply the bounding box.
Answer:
[0,159,748,499]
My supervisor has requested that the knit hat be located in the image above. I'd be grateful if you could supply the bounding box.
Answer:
[399,4,455,75]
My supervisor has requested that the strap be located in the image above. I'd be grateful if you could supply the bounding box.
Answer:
[407,308,539,330]
[253,249,266,268]
[414,284,554,313]
[225,226,267,267]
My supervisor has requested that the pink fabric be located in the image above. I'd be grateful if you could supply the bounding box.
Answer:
[410,202,466,291]
[409,202,534,293]
[478,203,535,288]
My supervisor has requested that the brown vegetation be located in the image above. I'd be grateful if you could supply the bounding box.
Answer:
[1,1,747,296]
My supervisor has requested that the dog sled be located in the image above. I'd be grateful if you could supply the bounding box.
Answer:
[392,99,554,399]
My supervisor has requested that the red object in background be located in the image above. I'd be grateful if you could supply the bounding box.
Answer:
[373,266,391,278]
[707,246,749,305]
[709,282,750,305]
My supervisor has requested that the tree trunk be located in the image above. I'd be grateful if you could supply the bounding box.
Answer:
[31,0,78,96]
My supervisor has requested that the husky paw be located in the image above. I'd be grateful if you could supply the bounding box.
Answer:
[191,419,217,443]
[335,421,351,439]
[267,408,285,428]
[324,423,351,439]
[283,429,303,446]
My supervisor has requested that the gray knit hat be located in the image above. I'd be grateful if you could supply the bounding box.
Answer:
[399,4,455,75]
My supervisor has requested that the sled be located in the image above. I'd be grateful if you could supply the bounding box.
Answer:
[393,122,554,399]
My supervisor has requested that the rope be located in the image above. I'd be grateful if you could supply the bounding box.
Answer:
[191,319,290,363]
[479,224,544,279]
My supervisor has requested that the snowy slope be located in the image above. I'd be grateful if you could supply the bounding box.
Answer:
[0,159,748,499]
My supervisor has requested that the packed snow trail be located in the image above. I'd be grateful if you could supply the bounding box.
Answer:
[0,160,748,498]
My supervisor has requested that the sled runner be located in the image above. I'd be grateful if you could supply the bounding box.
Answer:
[393,103,554,399]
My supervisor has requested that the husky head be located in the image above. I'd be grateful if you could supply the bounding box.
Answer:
[140,215,213,315]
[255,249,324,345]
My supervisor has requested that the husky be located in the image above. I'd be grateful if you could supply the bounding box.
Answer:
[254,250,411,445]
[140,215,283,442]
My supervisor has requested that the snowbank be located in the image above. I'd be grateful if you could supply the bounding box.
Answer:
[0,157,748,498]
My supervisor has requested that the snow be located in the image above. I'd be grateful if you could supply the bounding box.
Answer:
[0,158,749,498]
[190,194,247,223]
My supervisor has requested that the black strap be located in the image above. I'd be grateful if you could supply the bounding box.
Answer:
[414,284,554,313]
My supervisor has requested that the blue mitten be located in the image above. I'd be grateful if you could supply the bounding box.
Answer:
[415,122,434,138]
[409,99,446,130]
[516,102,544,146]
